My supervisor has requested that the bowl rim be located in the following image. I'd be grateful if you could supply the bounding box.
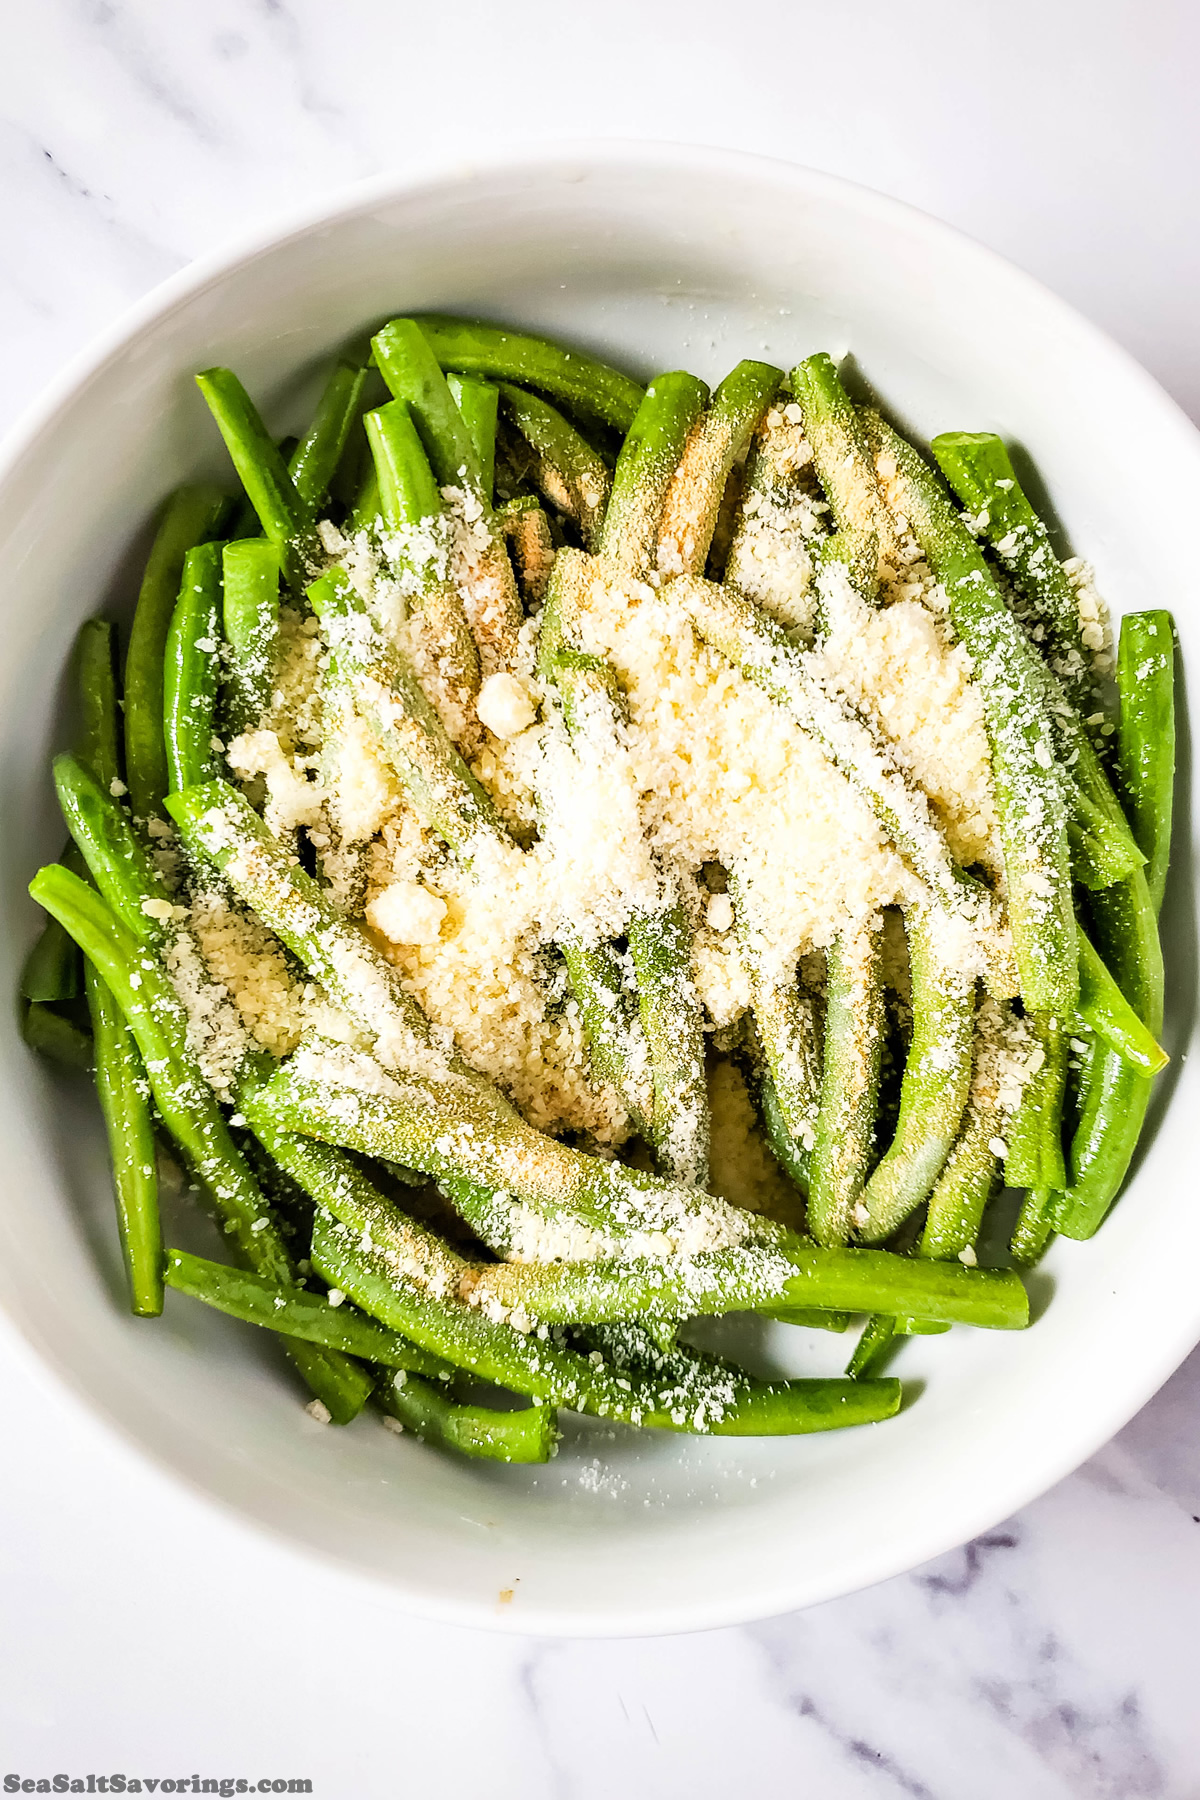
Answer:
[3,137,1198,1638]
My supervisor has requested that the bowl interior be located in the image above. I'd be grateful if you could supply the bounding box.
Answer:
[1,147,1196,1634]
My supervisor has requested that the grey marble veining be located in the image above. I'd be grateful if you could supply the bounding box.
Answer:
[0,4,1198,1794]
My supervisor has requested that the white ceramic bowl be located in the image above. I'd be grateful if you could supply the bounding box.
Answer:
[1,144,1196,1637]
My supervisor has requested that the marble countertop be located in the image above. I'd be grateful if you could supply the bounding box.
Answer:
[2,3,1198,1794]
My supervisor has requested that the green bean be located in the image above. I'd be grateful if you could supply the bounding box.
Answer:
[757,1063,813,1192]
[1055,612,1175,1236]
[446,372,499,501]
[557,936,654,1137]
[864,413,1077,1014]
[674,573,987,926]
[500,498,556,606]
[1004,1011,1068,1191]
[931,431,1095,714]
[791,352,895,596]
[124,485,229,824]
[22,999,92,1069]
[729,882,819,1186]
[413,315,645,434]
[69,620,164,1315]
[919,1005,1021,1262]
[465,1237,1026,1330]
[308,569,501,857]
[724,402,827,630]
[858,909,975,1243]
[28,866,370,1421]
[1117,611,1175,914]
[315,1204,899,1435]
[846,1314,899,1379]
[1056,874,1164,1238]
[364,398,444,528]
[221,539,280,737]
[163,1247,452,1376]
[376,1367,556,1463]
[498,382,611,549]
[163,542,223,794]
[166,777,499,1090]
[297,1184,669,1414]
[20,901,82,1003]
[194,369,314,581]
[256,1048,772,1257]
[762,1308,851,1333]
[53,753,173,942]
[1010,1185,1057,1266]
[373,322,525,667]
[78,620,124,794]
[807,924,887,1247]
[1076,923,1167,1075]
[248,1038,1019,1335]
[31,866,287,1274]
[88,964,162,1314]
[919,1110,1000,1263]
[901,432,1139,894]
[657,360,781,577]
[541,622,704,1171]
[599,372,709,576]
[281,1336,374,1424]
[287,357,367,513]
[624,892,710,1186]
[363,402,482,712]
[348,463,381,534]
[373,319,489,502]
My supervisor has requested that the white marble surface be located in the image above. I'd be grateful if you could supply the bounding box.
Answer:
[1,2,1199,1793]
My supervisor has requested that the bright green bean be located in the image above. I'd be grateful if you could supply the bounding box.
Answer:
[373,320,489,502]
[858,908,975,1243]
[1010,1185,1058,1266]
[308,569,502,856]
[931,431,1095,715]
[624,892,710,1186]
[164,542,223,794]
[364,399,444,528]
[88,962,162,1315]
[1076,923,1167,1075]
[376,1367,556,1463]
[164,1247,451,1376]
[1117,611,1175,913]
[557,935,654,1138]
[288,357,367,512]
[498,382,611,549]
[315,1205,900,1436]
[657,360,781,577]
[54,753,173,942]
[414,315,645,434]
[599,372,709,576]
[221,539,280,737]
[22,999,92,1069]
[919,1107,1000,1262]
[124,485,229,824]
[29,866,370,1422]
[729,882,819,1186]
[674,573,987,927]
[362,402,481,710]
[194,369,313,580]
[791,352,894,596]
[1004,1012,1068,1191]
[864,412,1077,1015]
[447,372,499,502]
[808,924,886,1247]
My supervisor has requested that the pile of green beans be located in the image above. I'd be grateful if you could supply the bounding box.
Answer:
[22,315,1174,1461]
